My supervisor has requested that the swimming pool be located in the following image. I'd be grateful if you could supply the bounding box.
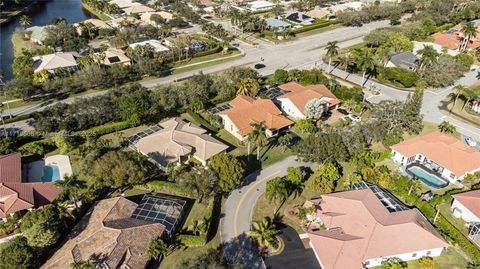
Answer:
[41,165,61,182]
[407,166,449,188]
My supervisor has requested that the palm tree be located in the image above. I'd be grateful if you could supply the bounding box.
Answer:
[460,21,478,51]
[56,175,85,210]
[236,77,260,97]
[438,121,456,134]
[334,53,354,77]
[70,259,97,269]
[355,48,376,87]
[325,41,339,73]
[247,121,268,160]
[265,177,289,214]
[452,85,468,109]
[148,236,168,260]
[375,47,391,67]
[417,45,439,71]
[462,87,480,111]
[247,217,280,249]
[408,178,422,196]
[19,15,31,29]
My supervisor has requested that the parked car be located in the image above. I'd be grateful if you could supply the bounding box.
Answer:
[254,63,266,69]
[348,115,361,122]
[465,136,477,147]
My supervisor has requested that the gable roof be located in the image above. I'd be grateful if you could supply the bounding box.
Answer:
[32,52,78,73]
[432,32,480,50]
[278,82,340,113]
[99,48,130,66]
[306,189,448,269]
[391,131,480,176]
[41,197,165,269]
[453,190,480,219]
[219,95,293,136]
[134,118,228,166]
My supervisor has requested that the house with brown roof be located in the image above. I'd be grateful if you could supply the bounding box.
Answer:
[277,82,340,119]
[303,188,449,269]
[41,196,174,269]
[218,95,294,141]
[132,118,228,168]
[0,153,61,220]
[122,4,155,15]
[97,48,131,66]
[432,32,480,52]
[391,131,480,183]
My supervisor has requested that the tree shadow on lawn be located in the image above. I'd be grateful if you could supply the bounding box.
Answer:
[222,233,264,269]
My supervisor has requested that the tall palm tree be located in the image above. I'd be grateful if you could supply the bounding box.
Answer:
[417,45,439,70]
[460,21,478,51]
[247,121,268,160]
[247,217,280,249]
[375,47,391,67]
[56,175,85,210]
[462,87,480,111]
[408,178,422,196]
[236,77,260,97]
[265,177,289,214]
[452,85,468,109]
[334,53,354,77]
[325,41,339,73]
[355,48,376,87]
[19,15,31,29]
[438,121,456,134]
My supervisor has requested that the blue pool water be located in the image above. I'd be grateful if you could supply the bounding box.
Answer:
[407,166,449,188]
[42,165,61,182]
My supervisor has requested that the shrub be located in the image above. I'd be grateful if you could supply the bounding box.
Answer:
[292,21,335,34]
[380,67,418,88]
[137,180,197,198]
[177,196,217,247]
[77,121,132,138]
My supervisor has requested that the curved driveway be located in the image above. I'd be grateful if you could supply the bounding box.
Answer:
[220,156,315,243]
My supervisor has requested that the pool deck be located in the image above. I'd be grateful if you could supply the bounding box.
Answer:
[45,155,73,181]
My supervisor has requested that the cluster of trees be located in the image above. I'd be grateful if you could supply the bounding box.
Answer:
[338,0,417,26]
[452,85,480,112]
[295,90,424,163]
[201,22,230,40]
[230,11,267,34]
[269,68,364,102]
[82,0,121,14]
[265,167,308,213]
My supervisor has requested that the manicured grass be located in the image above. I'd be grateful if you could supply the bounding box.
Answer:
[80,1,110,21]
[159,230,221,269]
[172,49,241,68]
[11,31,41,57]
[372,247,468,269]
[182,200,208,230]
[100,124,148,146]
[403,121,461,140]
[171,54,244,75]
[295,23,342,37]
[443,96,480,128]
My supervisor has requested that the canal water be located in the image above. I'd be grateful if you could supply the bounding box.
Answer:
[0,0,93,80]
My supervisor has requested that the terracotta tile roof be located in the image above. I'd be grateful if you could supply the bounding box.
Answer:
[42,197,165,269]
[305,189,448,269]
[453,190,480,218]
[135,118,228,166]
[0,152,22,183]
[391,131,480,176]
[219,95,293,136]
[432,33,480,50]
[278,82,340,113]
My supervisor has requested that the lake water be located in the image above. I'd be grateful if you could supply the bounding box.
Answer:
[0,0,93,80]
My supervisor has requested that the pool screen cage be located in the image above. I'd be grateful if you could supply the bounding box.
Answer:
[352,181,409,213]
[131,195,187,240]
[469,222,480,245]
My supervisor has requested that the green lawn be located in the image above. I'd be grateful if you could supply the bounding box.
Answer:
[80,1,110,21]
[296,23,342,38]
[171,49,241,68]
[100,124,149,147]
[160,231,221,269]
[171,54,244,75]
[443,95,480,128]
[11,31,41,57]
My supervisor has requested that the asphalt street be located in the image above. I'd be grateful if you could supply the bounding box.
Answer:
[221,156,315,242]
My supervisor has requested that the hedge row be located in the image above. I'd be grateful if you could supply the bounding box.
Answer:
[192,45,222,58]
[137,180,197,199]
[75,121,132,138]
[187,110,219,132]
[178,196,217,247]
[292,21,336,34]
[436,213,480,261]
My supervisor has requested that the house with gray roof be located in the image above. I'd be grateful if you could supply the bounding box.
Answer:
[266,18,291,31]
[386,52,419,71]
[25,25,50,45]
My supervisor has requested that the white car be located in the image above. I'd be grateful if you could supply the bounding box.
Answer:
[348,114,361,122]
[465,137,477,147]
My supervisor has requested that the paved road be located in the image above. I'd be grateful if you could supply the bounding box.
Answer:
[221,156,315,243]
